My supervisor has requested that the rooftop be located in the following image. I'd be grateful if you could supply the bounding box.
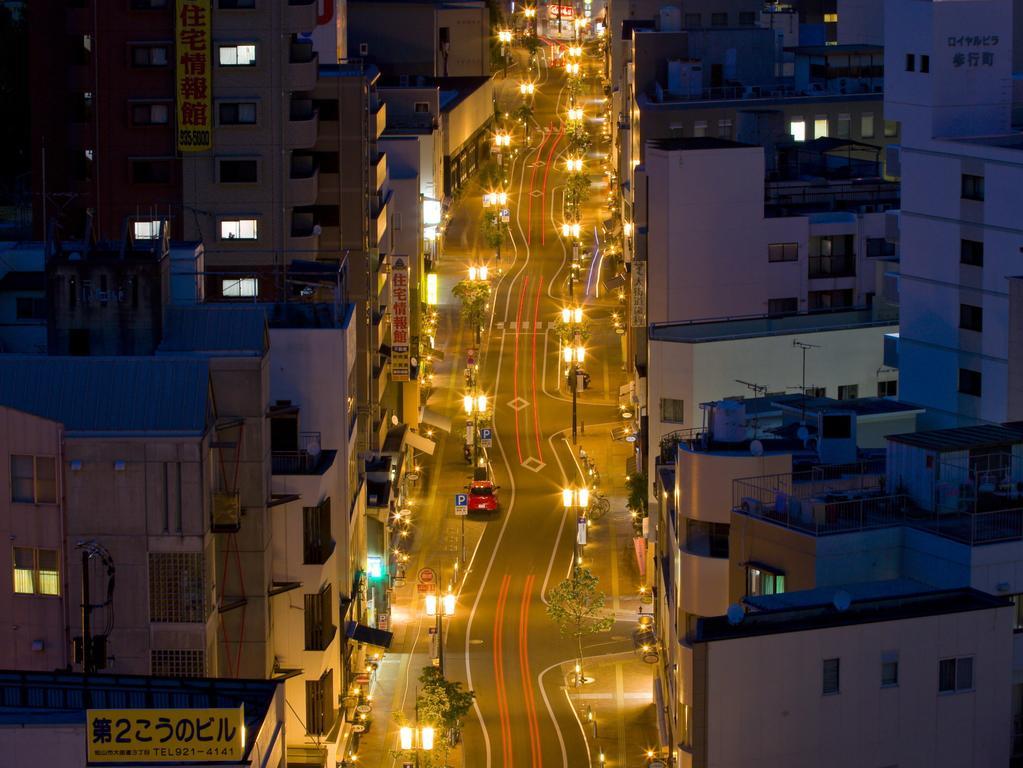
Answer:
[159,305,269,356]
[776,396,923,418]
[0,357,210,436]
[649,308,893,344]
[697,586,1008,643]
[886,424,1023,452]
[648,136,753,152]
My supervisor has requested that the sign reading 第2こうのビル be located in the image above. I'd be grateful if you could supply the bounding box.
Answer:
[390,255,411,381]
[175,0,212,152]
[86,706,245,764]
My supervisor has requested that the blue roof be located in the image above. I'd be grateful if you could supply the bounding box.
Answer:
[0,356,210,435]
[159,305,268,356]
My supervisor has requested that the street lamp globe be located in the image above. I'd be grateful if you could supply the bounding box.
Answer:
[468,265,478,281]
[443,592,456,616]
[563,346,574,364]
[400,726,413,751]
[579,487,589,507]
[463,394,474,415]
[479,264,489,280]
[425,593,438,616]
[476,394,488,412]
[573,307,583,323]
[421,727,435,751]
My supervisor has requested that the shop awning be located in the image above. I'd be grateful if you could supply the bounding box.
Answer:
[346,621,393,649]
[419,407,452,434]
[405,430,436,456]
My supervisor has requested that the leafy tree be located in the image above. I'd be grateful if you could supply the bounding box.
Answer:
[553,315,591,344]
[452,278,491,344]
[417,666,475,736]
[626,471,648,537]
[564,172,590,218]
[545,567,614,683]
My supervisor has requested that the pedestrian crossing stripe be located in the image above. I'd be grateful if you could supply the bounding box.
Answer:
[495,321,559,331]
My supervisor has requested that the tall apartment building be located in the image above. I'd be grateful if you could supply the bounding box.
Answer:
[884,0,1023,426]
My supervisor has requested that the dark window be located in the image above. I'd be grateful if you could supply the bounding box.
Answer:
[131,103,170,126]
[131,45,170,67]
[738,11,756,25]
[808,289,854,311]
[130,159,172,184]
[303,498,333,564]
[15,298,46,321]
[414,102,431,113]
[219,159,258,183]
[303,584,334,650]
[837,385,858,401]
[867,237,896,258]
[69,329,90,356]
[961,173,985,201]
[810,235,855,278]
[881,655,899,687]
[768,242,798,262]
[905,53,915,71]
[270,415,299,452]
[312,204,340,227]
[219,102,257,125]
[660,398,685,424]
[960,303,983,332]
[958,368,982,397]
[822,414,852,438]
[938,656,973,692]
[877,380,898,397]
[219,0,255,7]
[960,238,984,266]
[920,54,930,73]
[823,658,840,695]
[1010,594,1023,632]
[684,12,701,26]
[685,519,729,558]
[312,99,339,121]
[131,0,169,7]
[305,669,334,735]
[711,12,728,26]
[317,152,340,174]
[767,297,798,316]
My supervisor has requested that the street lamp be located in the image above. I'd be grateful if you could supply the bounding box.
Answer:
[561,223,582,295]
[498,29,512,76]
[399,724,435,766]
[564,343,585,443]
[566,157,583,172]
[565,61,580,76]
[567,106,583,122]
[562,306,583,324]
[562,486,589,583]
[425,591,456,675]
[519,81,535,95]
[468,264,489,281]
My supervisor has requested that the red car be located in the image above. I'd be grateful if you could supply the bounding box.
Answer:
[468,480,499,512]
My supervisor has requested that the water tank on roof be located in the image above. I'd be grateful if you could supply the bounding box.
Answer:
[658,5,681,32]
[711,400,747,443]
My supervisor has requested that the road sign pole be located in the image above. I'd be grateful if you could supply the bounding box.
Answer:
[571,363,578,444]
[461,516,465,570]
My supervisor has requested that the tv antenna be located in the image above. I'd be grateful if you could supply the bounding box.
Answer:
[735,380,767,434]
[792,339,820,423]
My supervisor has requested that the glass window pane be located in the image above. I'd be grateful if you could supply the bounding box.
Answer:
[13,547,35,593]
[11,454,34,502]
[939,658,956,691]
[790,120,806,142]
[957,657,973,690]
[35,457,56,503]
[37,549,59,595]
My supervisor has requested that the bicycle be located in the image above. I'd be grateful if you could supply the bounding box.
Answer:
[587,492,610,520]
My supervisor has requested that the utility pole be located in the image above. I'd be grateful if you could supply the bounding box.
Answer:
[81,549,93,674]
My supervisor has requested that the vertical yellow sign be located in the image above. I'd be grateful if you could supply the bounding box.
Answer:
[175,0,212,152]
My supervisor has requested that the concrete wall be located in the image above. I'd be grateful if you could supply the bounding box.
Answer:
[437,5,490,76]
[443,80,495,157]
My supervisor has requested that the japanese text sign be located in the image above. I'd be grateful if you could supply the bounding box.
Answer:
[176,0,213,151]
[948,34,999,68]
[86,706,244,764]
[390,255,411,381]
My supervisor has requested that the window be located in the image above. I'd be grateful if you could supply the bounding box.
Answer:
[836,113,851,138]
[960,303,983,332]
[738,11,756,25]
[905,53,916,72]
[131,45,169,67]
[130,159,172,184]
[303,499,333,565]
[824,12,838,23]
[837,384,859,400]
[685,519,729,558]
[131,103,170,125]
[789,119,806,142]
[877,379,898,397]
[860,113,875,138]
[710,12,727,26]
[692,120,707,137]
[413,101,431,114]
[151,649,205,677]
[814,116,829,139]
[958,368,982,397]
[768,242,799,262]
[684,13,700,27]
[960,239,984,266]
[768,297,798,316]
[218,159,258,184]
[881,652,899,687]
[1011,594,1023,631]
[13,547,60,596]
[305,669,334,735]
[218,44,256,67]
[149,552,207,623]
[219,102,257,125]
[807,386,827,398]
[221,278,258,297]
[304,584,334,650]
[808,289,853,311]
[220,218,258,240]
[660,398,685,424]
[219,0,256,7]
[683,612,702,643]
[961,173,985,201]
[747,565,785,596]
[11,455,56,504]
[15,297,45,321]
[131,0,169,7]
[823,658,840,695]
[921,55,930,73]
[938,656,974,693]
[717,119,733,139]
[883,120,899,137]
[134,220,163,240]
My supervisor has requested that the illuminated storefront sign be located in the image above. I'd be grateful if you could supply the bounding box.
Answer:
[87,707,244,764]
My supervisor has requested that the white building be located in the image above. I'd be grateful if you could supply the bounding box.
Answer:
[884,0,1023,426]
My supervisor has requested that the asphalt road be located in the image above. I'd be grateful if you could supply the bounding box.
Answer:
[422,34,639,768]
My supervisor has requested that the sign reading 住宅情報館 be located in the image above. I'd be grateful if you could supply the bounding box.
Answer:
[390,255,411,381]
[86,706,244,764]
[175,0,212,152]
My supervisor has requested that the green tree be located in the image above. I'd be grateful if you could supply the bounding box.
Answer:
[626,471,648,537]
[545,567,614,684]
[564,172,590,218]
[452,278,491,344]
[552,315,591,344]
[417,666,475,739]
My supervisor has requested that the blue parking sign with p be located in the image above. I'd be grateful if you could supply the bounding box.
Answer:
[480,428,493,447]
[455,493,468,516]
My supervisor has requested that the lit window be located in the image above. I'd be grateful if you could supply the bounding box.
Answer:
[220,218,258,240]
[824,12,838,23]
[814,116,829,139]
[134,220,163,240]
[693,120,707,137]
[860,113,875,138]
[747,565,785,596]
[789,119,806,142]
[222,278,258,297]
[13,547,60,596]
[219,44,256,66]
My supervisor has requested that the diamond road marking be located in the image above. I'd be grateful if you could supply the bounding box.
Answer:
[521,456,546,472]
[530,189,544,197]
[507,397,530,411]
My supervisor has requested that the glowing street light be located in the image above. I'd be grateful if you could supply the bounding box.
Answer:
[493,131,511,148]
[568,45,582,57]
[565,62,580,76]
[498,29,513,44]
[562,306,583,324]
[623,221,633,237]
[566,157,583,172]
[399,725,435,753]
[567,106,583,121]
[519,81,536,95]
[562,222,581,239]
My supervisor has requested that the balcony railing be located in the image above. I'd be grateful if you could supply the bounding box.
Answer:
[808,254,856,279]
[272,432,324,475]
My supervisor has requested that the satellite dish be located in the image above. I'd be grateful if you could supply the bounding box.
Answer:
[726,604,744,626]
[797,426,810,441]
[312,224,323,236]
[832,590,852,612]
[750,439,764,457]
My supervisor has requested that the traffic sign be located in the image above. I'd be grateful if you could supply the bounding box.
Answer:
[417,583,436,593]
[418,567,436,585]
[480,427,493,448]
[467,347,477,366]
[455,492,469,517]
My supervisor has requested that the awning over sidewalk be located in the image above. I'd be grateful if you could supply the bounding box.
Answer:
[405,430,436,456]
[346,621,393,650]
[419,407,452,434]
[633,537,647,580]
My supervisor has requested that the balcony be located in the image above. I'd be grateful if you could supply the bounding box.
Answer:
[288,41,319,92]
[370,152,387,195]
[287,99,319,149]
[370,191,390,249]
[289,153,319,207]
[808,254,856,279]
[372,101,387,141]
[286,0,317,32]
[290,209,320,255]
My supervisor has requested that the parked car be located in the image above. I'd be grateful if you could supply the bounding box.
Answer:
[468,480,499,512]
